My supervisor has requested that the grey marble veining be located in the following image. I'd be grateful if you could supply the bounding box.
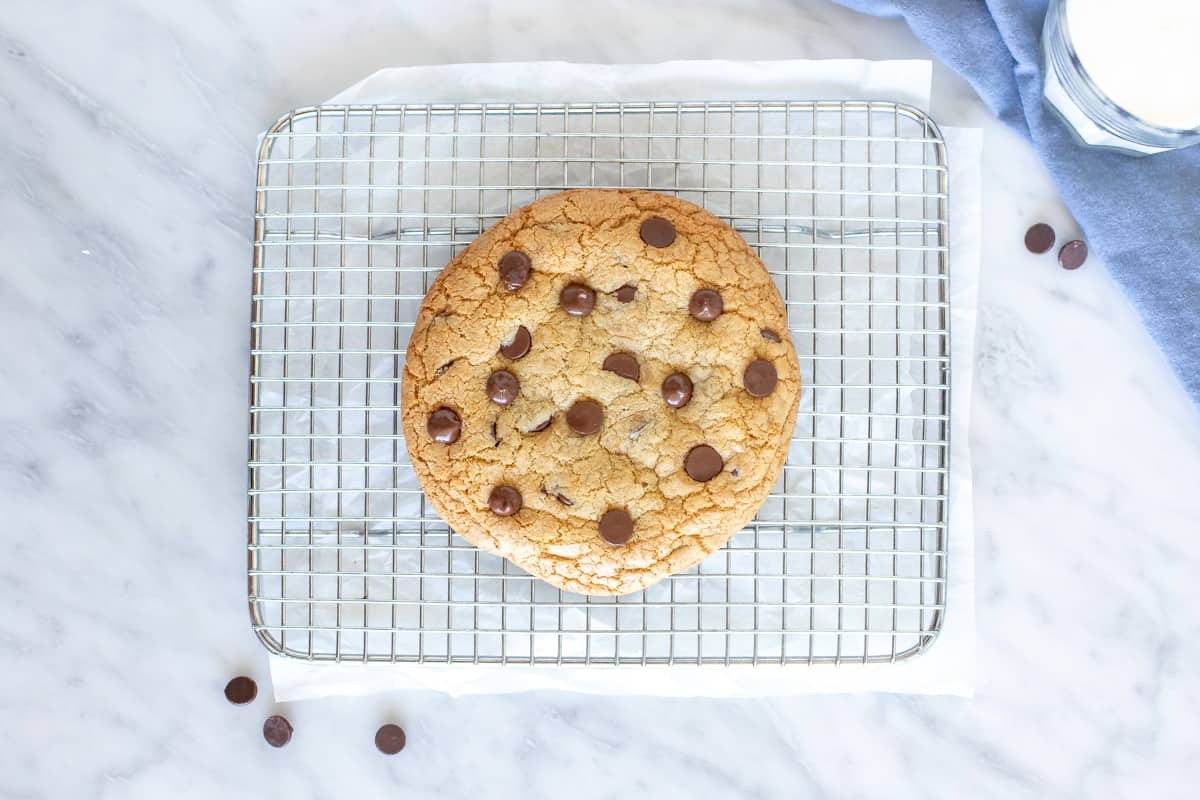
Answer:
[1,1,1198,797]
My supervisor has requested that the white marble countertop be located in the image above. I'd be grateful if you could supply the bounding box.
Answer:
[3,1,1199,797]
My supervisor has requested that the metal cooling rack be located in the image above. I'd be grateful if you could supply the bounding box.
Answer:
[248,100,950,666]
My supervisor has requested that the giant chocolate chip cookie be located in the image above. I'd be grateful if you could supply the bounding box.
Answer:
[402,189,801,595]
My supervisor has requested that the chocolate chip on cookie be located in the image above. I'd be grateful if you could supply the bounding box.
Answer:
[602,352,640,382]
[426,407,462,443]
[488,485,522,516]
[498,251,532,291]
[541,485,575,507]
[661,373,693,408]
[566,399,603,435]
[684,444,724,482]
[486,370,520,405]
[560,283,596,317]
[499,326,531,360]
[760,328,782,343]
[615,284,637,303]
[639,216,676,248]
[689,289,723,322]
[743,359,778,397]
[599,508,634,545]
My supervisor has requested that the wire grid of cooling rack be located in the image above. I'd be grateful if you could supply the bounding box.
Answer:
[249,100,950,666]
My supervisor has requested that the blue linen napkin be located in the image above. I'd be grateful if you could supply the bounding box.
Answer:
[831,0,1200,406]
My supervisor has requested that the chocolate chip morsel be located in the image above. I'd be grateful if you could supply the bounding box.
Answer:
[566,399,603,435]
[1058,240,1088,270]
[689,289,723,322]
[639,216,676,248]
[599,508,634,545]
[615,284,637,303]
[684,444,723,482]
[1024,223,1056,254]
[224,676,257,705]
[499,326,531,360]
[375,724,406,755]
[661,373,693,408]
[263,715,293,748]
[602,352,640,382]
[498,251,531,291]
[486,370,520,405]
[488,485,522,516]
[760,328,781,343]
[426,407,462,443]
[560,283,596,317]
[743,359,778,397]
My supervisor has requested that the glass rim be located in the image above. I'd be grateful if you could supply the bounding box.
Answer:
[1047,0,1200,146]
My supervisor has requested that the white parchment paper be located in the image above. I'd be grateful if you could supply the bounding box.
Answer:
[268,60,979,699]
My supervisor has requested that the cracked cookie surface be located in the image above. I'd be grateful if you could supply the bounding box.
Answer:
[401,189,801,595]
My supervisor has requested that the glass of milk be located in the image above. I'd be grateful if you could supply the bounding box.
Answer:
[1042,0,1200,155]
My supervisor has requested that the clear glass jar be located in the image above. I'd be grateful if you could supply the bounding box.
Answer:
[1042,0,1200,155]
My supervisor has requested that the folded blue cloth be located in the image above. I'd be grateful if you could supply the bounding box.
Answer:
[832,0,1200,406]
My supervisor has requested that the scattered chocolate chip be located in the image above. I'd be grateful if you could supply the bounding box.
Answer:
[486,370,520,405]
[1024,223,1056,254]
[639,216,676,248]
[490,420,499,446]
[224,676,257,705]
[689,289,723,322]
[661,373,693,409]
[599,508,635,545]
[1058,239,1088,270]
[263,715,293,748]
[499,326,531,360]
[528,416,552,433]
[566,399,603,435]
[743,359,778,397]
[615,284,637,303]
[684,444,724,482]
[434,358,460,377]
[760,328,781,343]
[426,407,462,444]
[488,485,522,516]
[498,251,531,291]
[560,283,596,317]
[602,352,641,382]
[628,419,649,439]
[375,724,406,755]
